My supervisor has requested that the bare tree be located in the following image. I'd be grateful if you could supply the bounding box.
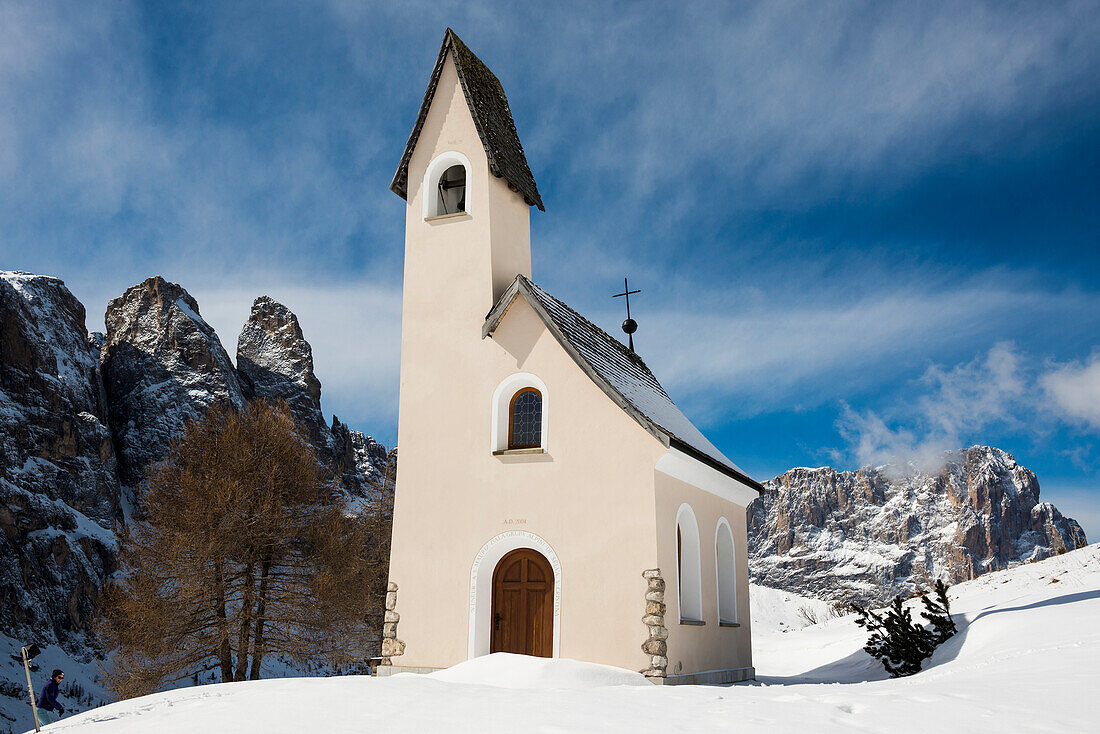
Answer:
[98,400,387,699]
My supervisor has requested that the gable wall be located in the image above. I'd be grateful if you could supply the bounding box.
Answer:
[389,288,668,670]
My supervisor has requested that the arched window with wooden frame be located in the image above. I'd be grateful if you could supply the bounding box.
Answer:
[508,388,542,449]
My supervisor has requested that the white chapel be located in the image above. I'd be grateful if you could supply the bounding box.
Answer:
[381,29,763,684]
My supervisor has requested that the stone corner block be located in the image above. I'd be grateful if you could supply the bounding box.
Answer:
[381,638,406,658]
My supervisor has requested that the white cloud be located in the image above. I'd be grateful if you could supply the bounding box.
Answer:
[834,342,1100,475]
[600,278,1097,425]
[915,341,1028,439]
[1041,353,1100,431]
[836,342,1031,473]
[0,1,401,284]
[531,1,1099,210]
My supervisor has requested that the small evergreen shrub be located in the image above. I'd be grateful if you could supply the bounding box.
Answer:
[853,580,957,677]
[920,580,957,646]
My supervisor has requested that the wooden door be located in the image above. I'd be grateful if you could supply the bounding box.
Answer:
[490,548,553,657]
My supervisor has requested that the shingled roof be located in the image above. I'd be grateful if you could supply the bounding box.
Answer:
[484,276,763,492]
[391,29,544,211]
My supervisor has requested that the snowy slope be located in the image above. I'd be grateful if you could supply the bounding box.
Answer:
[29,544,1100,733]
[750,584,837,633]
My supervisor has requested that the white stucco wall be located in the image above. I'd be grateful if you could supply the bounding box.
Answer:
[655,470,754,675]
[387,52,666,673]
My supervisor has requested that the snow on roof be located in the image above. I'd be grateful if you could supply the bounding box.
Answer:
[484,275,762,492]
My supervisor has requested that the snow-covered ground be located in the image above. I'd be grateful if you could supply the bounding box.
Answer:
[750,583,837,632]
[24,544,1100,733]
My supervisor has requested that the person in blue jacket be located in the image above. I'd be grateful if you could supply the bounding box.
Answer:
[37,669,65,724]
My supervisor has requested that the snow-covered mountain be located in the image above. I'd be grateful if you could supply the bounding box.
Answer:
[37,544,1100,733]
[749,446,1087,605]
[0,272,120,731]
[102,276,248,491]
[235,293,391,499]
[0,271,390,732]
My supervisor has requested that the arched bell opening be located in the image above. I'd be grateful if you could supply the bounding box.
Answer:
[422,151,472,219]
[435,164,466,215]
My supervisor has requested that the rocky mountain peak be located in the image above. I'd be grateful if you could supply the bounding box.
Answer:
[2,271,393,721]
[236,296,326,450]
[749,445,1087,605]
[331,415,388,488]
[1,270,119,652]
[1,271,118,523]
[101,276,244,487]
[231,296,389,496]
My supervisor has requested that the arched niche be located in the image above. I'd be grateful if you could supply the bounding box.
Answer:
[675,503,703,623]
[715,517,738,625]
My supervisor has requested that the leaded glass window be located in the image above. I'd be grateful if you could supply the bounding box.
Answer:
[508,388,542,449]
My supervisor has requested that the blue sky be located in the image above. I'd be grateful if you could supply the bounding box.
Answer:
[2,1,1099,534]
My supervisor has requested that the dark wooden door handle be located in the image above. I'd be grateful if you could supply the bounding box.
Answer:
[494,613,503,631]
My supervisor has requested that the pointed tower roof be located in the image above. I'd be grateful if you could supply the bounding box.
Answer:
[390,29,544,211]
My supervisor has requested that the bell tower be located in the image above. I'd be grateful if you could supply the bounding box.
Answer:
[385,29,544,668]
[390,29,543,326]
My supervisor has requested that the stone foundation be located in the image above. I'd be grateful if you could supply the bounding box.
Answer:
[653,666,756,685]
[639,568,668,680]
[380,581,406,665]
[374,664,440,677]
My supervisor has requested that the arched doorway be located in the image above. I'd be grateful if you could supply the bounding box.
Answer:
[468,531,562,659]
[490,548,554,657]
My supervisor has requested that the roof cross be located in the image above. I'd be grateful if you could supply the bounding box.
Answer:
[613,277,641,352]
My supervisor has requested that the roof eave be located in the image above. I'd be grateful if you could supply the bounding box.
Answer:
[482,277,522,337]
[669,437,764,493]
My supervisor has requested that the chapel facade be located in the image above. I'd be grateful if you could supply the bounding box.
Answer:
[381,29,763,684]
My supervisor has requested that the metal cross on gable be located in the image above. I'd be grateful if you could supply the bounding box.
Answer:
[613,277,641,352]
